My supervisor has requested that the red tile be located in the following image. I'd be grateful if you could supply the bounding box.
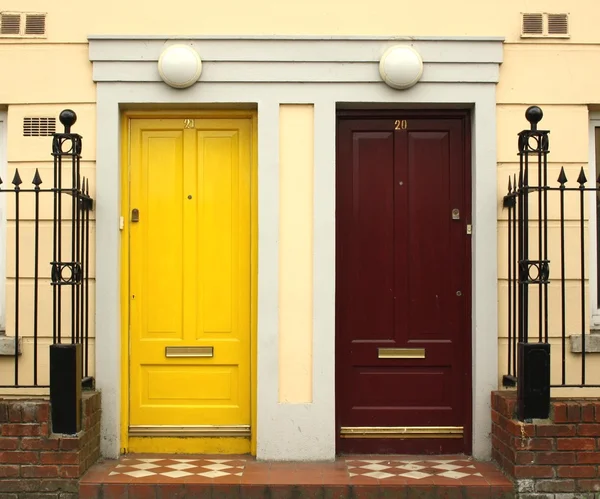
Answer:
[434,488,464,499]
[212,484,242,498]
[155,483,187,498]
[212,474,242,484]
[349,475,380,485]
[78,483,101,499]
[128,484,157,499]
[291,472,323,484]
[350,486,383,499]
[269,485,297,499]
[432,476,462,487]
[406,487,438,499]
[323,485,349,499]
[323,475,352,485]
[183,483,212,497]
[463,485,494,498]
[267,471,299,484]
[460,476,492,486]
[240,485,270,498]
[380,486,409,498]
[489,486,516,499]
[102,484,129,499]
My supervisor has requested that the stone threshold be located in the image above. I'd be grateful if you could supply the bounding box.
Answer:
[79,453,514,498]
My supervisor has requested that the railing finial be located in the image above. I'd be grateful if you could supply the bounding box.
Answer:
[525,105,543,131]
[59,109,77,134]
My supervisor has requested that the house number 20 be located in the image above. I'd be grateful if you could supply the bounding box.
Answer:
[394,120,408,130]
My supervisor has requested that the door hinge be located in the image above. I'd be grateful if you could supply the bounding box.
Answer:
[119,216,124,231]
[466,224,472,235]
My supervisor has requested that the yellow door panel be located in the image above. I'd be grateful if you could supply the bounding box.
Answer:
[128,116,253,440]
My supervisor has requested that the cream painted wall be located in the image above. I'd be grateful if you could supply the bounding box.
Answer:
[278,105,314,404]
[1,2,600,406]
[0,0,597,42]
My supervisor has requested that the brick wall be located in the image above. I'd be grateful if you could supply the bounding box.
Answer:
[0,391,101,498]
[492,390,600,499]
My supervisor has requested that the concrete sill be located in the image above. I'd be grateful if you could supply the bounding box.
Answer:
[0,333,22,356]
[570,333,600,354]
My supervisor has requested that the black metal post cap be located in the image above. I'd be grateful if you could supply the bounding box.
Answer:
[59,109,77,133]
[525,106,543,130]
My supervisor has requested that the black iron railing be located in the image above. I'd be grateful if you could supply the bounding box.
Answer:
[503,106,600,418]
[0,110,93,388]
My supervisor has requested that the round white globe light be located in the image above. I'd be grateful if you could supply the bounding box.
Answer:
[379,45,424,90]
[158,44,202,89]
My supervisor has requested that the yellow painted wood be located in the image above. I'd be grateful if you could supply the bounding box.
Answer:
[127,436,251,454]
[124,113,255,454]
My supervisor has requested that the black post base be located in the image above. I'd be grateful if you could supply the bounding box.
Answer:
[50,343,82,435]
[517,342,551,421]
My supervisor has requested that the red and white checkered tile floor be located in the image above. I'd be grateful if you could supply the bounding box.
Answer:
[346,458,485,480]
[107,457,246,479]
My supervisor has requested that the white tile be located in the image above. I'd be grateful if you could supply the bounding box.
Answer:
[174,459,199,463]
[364,471,395,479]
[109,471,120,476]
[475,472,483,477]
[396,464,425,471]
[206,459,232,463]
[203,463,233,471]
[198,470,229,478]
[139,458,163,463]
[432,463,462,471]
[349,472,357,477]
[124,470,156,478]
[399,471,430,480]
[131,463,160,470]
[361,463,390,471]
[115,464,127,469]
[166,463,197,470]
[438,471,470,480]
[161,470,194,478]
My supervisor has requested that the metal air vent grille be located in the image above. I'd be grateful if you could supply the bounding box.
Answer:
[25,14,46,35]
[0,13,21,35]
[23,117,56,137]
[522,13,543,36]
[548,13,569,36]
[0,11,46,37]
[521,12,570,38]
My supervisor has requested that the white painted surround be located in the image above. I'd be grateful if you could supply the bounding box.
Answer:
[0,111,6,332]
[88,35,503,461]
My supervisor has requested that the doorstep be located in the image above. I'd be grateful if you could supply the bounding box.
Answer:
[79,454,514,498]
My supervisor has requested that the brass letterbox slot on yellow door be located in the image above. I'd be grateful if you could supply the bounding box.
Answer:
[378,348,425,359]
[165,346,214,358]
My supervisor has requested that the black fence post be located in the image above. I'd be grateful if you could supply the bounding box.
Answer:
[515,106,551,420]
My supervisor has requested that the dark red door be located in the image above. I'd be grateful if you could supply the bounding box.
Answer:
[335,111,472,455]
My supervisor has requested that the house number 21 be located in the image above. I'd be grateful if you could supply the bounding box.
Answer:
[394,120,408,130]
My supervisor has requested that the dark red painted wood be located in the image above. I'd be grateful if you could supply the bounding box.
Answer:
[335,111,472,455]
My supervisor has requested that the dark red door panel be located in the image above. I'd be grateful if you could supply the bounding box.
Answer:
[336,112,472,455]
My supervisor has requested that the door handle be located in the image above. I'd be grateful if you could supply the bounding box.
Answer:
[452,209,460,220]
[131,208,140,223]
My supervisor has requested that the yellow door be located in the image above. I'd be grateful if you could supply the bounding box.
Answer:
[127,116,253,453]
